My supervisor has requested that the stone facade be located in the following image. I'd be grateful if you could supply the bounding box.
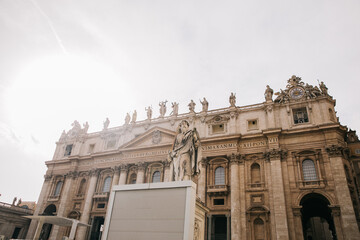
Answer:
[27,76,360,240]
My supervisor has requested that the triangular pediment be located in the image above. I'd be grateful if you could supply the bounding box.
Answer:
[120,127,176,150]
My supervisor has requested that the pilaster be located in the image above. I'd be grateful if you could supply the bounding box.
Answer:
[111,166,120,188]
[197,158,207,202]
[136,162,146,184]
[326,145,360,240]
[228,153,241,240]
[118,164,128,185]
[163,160,172,182]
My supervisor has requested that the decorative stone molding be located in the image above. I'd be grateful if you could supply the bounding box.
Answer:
[136,162,146,171]
[162,160,171,168]
[325,145,344,157]
[67,171,79,179]
[44,174,52,181]
[120,164,129,172]
[292,207,302,217]
[228,153,243,164]
[199,157,207,167]
[329,205,341,217]
[89,168,100,177]
[264,148,287,161]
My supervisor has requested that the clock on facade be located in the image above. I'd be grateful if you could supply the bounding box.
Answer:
[289,87,305,99]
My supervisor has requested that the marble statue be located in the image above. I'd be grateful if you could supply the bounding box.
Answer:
[169,120,200,181]
[264,85,273,101]
[12,197,17,206]
[131,110,137,123]
[200,97,209,112]
[319,81,329,96]
[17,198,22,206]
[145,106,152,120]
[159,101,167,117]
[125,113,131,125]
[103,118,110,130]
[188,100,196,113]
[171,102,179,116]
[229,92,236,107]
[83,122,89,133]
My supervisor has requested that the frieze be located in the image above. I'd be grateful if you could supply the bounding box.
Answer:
[123,150,170,159]
[201,143,237,151]
[94,157,121,164]
[240,141,266,149]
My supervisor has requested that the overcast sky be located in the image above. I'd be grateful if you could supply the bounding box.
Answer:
[0,0,359,204]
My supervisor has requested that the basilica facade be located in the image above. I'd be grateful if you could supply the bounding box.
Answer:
[27,76,360,240]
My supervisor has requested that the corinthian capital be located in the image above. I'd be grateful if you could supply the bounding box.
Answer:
[89,168,100,177]
[265,148,287,161]
[227,153,243,164]
[325,145,344,157]
[136,162,146,171]
[44,174,52,181]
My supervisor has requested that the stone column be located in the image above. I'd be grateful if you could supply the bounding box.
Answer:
[76,169,99,240]
[238,156,247,240]
[118,164,128,185]
[197,158,207,202]
[229,153,241,240]
[50,171,77,239]
[329,205,344,240]
[226,214,231,240]
[265,149,289,240]
[326,145,360,240]
[26,174,52,239]
[136,162,146,184]
[207,215,212,240]
[292,207,304,240]
[111,166,120,188]
[163,160,171,182]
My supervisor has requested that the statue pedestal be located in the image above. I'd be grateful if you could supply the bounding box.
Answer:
[102,181,197,240]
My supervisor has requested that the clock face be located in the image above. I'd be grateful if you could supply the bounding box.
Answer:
[289,87,305,99]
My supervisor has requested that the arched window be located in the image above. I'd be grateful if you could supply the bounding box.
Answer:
[302,159,317,181]
[129,173,137,184]
[152,171,161,183]
[102,177,112,192]
[54,181,63,196]
[215,167,225,185]
[78,179,86,195]
[251,163,261,183]
[254,218,265,240]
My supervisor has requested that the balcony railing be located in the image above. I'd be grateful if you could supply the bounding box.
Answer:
[93,192,109,200]
[74,193,85,200]
[48,195,60,202]
[247,182,265,189]
[298,179,326,188]
[207,185,229,196]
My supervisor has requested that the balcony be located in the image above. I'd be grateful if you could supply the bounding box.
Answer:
[298,180,326,189]
[93,192,109,200]
[207,185,229,196]
[74,193,85,200]
[48,195,60,202]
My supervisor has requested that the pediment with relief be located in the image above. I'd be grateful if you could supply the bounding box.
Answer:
[119,127,176,150]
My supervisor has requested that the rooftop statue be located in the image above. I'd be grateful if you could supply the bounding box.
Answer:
[131,110,137,123]
[171,102,179,116]
[83,122,89,133]
[159,100,167,117]
[169,120,200,181]
[145,106,152,120]
[125,113,131,125]
[103,118,110,130]
[200,97,209,112]
[229,92,236,107]
[188,100,196,113]
[319,81,329,96]
[264,85,273,102]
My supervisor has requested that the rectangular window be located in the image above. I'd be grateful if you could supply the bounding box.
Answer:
[247,119,258,130]
[293,108,309,124]
[97,203,105,209]
[88,144,95,153]
[214,199,225,205]
[212,124,225,134]
[64,144,73,156]
[355,149,360,155]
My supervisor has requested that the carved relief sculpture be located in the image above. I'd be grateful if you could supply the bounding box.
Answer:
[145,106,152,120]
[125,113,131,125]
[229,92,236,107]
[169,120,201,181]
[264,85,273,102]
[200,97,209,112]
[131,110,137,123]
[188,100,196,113]
[103,118,110,130]
[159,101,167,117]
[171,102,179,116]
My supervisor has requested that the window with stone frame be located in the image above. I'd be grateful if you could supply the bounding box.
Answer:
[152,171,161,183]
[293,107,309,124]
[64,144,73,156]
[251,163,261,184]
[129,173,137,184]
[214,167,225,185]
[54,181,63,196]
[302,159,318,181]
[77,178,86,195]
[102,176,112,192]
